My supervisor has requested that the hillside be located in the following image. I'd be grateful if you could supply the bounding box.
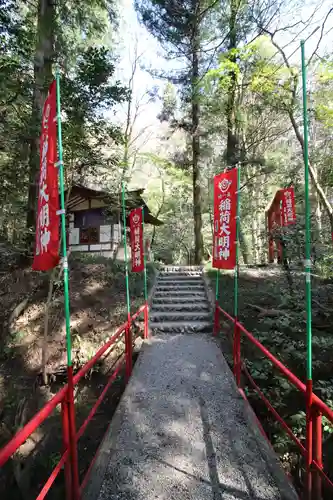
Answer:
[0,253,153,499]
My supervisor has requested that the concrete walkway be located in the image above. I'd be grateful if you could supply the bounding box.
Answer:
[84,334,298,500]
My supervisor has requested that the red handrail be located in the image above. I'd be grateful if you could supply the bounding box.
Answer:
[0,324,126,468]
[0,303,149,500]
[73,323,126,384]
[0,384,68,467]
[215,304,333,499]
[242,362,306,456]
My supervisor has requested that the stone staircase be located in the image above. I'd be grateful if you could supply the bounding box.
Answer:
[150,266,213,334]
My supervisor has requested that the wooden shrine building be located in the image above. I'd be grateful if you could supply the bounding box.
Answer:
[66,184,163,259]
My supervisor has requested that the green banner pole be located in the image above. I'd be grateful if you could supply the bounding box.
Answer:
[301,40,313,499]
[213,268,220,336]
[234,165,241,320]
[142,207,148,302]
[55,70,80,500]
[121,182,132,376]
[142,207,149,338]
[301,40,312,383]
[122,182,131,320]
[213,174,219,336]
[215,270,219,300]
[233,164,241,385]
[55,72,71,368]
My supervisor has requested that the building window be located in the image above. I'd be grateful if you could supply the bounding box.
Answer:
[80,227,99,244]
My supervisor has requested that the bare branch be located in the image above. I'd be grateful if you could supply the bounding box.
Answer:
[198,0,220,21]
[308,8,333,65]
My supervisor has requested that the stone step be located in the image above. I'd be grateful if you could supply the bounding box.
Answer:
[151,302,209,311]
[158,274,202,280]
[156,281,204,288]
[150,320,212,334]
[155,286,205,294]
[158,271,202,278]
[150,310,211,322]
[157,276,203,283]
[152,295,207,304]
[155,283,205,292]
[153,291,206,299]
[159,266,203,273]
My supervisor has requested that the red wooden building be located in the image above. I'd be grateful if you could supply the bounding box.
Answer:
[266,188,296,263]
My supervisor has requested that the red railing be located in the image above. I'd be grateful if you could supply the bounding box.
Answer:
[0,302,149,500]
[214,303,333,500]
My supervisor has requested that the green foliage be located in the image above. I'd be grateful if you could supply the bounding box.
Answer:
[158,82,177,122]
[143,153,195,263]
[0,0,130,243]
[1,330,26,359]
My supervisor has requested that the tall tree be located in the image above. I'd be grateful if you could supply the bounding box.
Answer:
[135,0,220,264]
[26,0,55,238]
[0,0,128,248]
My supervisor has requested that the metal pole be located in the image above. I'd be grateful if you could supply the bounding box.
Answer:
[55,72,71,369]
[234,165,240,320]
[234,165,241,385]
[142,207,148,302]
[313,409,323,499]
[213,269,219,336]
[55,71,80,500]
[61,400,71,500]
[215,270,219,301]
[213,173,219,337]
[142,207,149,339]
[121,182,132,377]
[301,39,313,500]
[301,41,313,387]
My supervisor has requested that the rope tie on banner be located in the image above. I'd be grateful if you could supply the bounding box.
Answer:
[56,209,66,215]
[54,160,63,168]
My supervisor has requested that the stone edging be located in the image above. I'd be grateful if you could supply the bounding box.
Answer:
[202,269,215,313]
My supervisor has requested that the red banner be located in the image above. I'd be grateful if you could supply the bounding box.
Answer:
[130,208,144,272]
[213,168,238,269]
[32,80,60,271]
[281,187,296,226]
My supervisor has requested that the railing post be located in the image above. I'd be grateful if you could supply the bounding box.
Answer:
[144,303,149,339]
[312,407,322,500]
[306,379,313,500]
[233,320,241,387]
[213,301,219,337]
[67,366,80,500]
[61,398,72,500]
[125,317,132,380]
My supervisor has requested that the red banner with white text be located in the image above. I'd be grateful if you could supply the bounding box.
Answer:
[130,208,144,272]
[213,168,237,269]
[281,187,296,226]
[32,80,60,271]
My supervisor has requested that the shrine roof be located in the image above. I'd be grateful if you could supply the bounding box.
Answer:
[65,184,163,226]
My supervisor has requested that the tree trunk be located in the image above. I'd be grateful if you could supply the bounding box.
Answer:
[257,174,265,263]
[239,226,249,264]
[42,267,56,385]
[26,0,55,247]
[226,0,239,166]
[208,176,214,242]
[267,36,333,238]
[191,18,203,265]
[288,107,333,236]
[252,200,258,264]
[151,176,165,249]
